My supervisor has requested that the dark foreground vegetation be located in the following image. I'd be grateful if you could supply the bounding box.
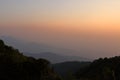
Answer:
[0,40,61,80]
[75,56,120,80]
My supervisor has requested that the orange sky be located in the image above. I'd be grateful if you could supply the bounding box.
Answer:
[0,0,120,58]
[1,0,120,28]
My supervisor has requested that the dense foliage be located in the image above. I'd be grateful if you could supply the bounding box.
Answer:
[75,56,120,80]
[0,40,61,80]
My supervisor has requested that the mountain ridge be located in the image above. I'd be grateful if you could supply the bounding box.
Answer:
[0,36,92,63]
[24,52,91,63]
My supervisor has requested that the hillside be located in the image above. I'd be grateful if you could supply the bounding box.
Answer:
[75,56,120,80]
[0,40,61,80]
[53,61,90,79]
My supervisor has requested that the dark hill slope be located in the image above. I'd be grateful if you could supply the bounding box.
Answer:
[0,40,61,80]
[75,57,120,80]
[53,61,90,78]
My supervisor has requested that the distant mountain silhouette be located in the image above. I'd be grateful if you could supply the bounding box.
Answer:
[0,36,91,63]
[24,52,91,63]
[0,36,57,53]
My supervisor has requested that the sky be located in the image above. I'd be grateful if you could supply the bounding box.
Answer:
[0,0,120,58]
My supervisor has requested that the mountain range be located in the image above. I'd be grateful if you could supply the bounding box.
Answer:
[25,52,90,63]
[1,38,120,80]
[0,36,91,63]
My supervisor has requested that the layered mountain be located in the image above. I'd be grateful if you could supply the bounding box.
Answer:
[0,36,91,63]
[25,52,90,63]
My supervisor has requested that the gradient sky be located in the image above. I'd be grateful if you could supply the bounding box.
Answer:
[0,0,120,58]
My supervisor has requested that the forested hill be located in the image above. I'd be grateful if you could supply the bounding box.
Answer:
[0,40,61,80]
[75,56,120,80]
[53,61,90,78]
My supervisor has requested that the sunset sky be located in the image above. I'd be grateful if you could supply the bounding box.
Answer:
[0,0,120,58]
